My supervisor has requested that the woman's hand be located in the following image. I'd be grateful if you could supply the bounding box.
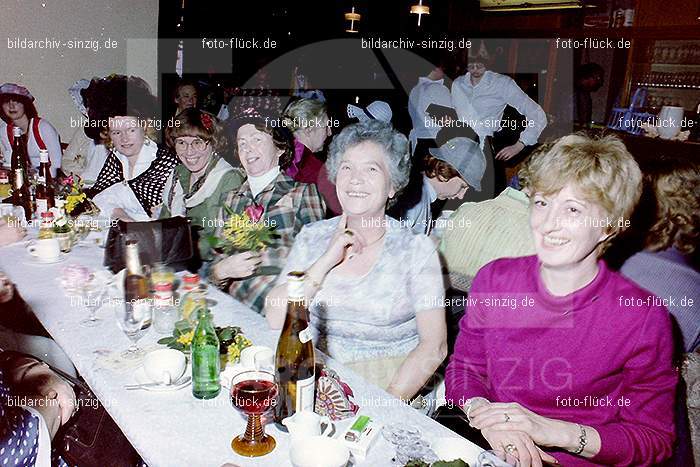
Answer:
[30,368,77,427]
[470,401,563,448]
[317,214,366,271]
[0,218,26,246]
[0,273,14,303]
[481,428,558,467]
[213,251,262,280]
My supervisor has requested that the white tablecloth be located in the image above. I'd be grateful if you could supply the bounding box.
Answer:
[1,237,482,467]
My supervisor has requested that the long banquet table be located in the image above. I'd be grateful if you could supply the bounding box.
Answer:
[1,235,483,466]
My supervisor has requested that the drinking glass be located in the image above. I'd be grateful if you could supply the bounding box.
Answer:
[229,370,278,457]
[477,449,520,467]
[383,424,439,465]
[150,262,175,289]
[79,280,105,327]
[114,297,152,359]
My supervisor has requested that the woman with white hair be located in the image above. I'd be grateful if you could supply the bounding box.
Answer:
[265,120,447,400]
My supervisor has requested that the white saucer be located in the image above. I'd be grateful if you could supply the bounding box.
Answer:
[133,366,191,392]
[30,253,68,265]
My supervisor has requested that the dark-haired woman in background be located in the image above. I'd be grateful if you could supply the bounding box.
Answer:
[210,111,325,313]
[0,83,62,177]
[161,108,244,260]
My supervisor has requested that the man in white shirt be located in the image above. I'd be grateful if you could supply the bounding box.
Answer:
[451,44,547,197]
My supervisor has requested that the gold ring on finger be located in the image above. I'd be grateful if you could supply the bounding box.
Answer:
[505,443,517,454]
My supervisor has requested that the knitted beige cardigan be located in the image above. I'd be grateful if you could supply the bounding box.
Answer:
[439,187,535,292]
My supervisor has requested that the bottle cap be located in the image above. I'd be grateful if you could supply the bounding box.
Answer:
[40,211,54,219]
[39,149,49,163]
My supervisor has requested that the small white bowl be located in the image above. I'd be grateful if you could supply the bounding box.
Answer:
[143,349,187,384]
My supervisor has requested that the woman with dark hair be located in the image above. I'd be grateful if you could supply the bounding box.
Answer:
[85,75,178,220]
[173,80,198,117]
[61,78,110,183]
[161,108,244,260]
[210,109,326,313]
[0,83,62,177]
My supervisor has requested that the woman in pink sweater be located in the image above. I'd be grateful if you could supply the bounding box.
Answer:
[445,134,677,466]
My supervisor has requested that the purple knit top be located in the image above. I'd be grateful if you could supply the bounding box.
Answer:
[445,255,677,466]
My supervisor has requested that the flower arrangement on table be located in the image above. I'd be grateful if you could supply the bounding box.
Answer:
[157,320,252,366]
[208,203,280,275]
[56,173,99,217]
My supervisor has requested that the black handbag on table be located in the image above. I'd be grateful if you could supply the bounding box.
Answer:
[103,217,196,273]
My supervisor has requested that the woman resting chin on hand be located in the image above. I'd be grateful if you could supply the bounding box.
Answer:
[446,135,677,467]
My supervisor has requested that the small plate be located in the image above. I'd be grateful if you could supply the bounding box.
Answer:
[30,253,68,265]
[133,366,191,392]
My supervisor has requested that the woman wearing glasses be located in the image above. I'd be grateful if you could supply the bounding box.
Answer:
[161,109,244,259]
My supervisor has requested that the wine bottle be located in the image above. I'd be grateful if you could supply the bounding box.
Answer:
[35,149,54,216]
[10,127,31,221]
[274,271,315,425]
[11,168,32,222]
[192,301,221,399]
[124,240,151,329]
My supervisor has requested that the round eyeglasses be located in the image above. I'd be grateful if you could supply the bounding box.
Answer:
[175,138,209,152]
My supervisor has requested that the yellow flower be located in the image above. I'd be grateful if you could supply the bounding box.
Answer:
[234,334,252,348]
[227,344,241,364]
[176,330,194,346]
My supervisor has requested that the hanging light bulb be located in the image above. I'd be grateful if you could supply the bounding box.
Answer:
[344,6,361,33]
[410,0,430,26]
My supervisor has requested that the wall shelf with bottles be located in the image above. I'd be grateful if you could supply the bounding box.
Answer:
[625,39,700,111]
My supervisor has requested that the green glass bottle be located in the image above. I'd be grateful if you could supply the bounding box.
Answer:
[191,306,221,399]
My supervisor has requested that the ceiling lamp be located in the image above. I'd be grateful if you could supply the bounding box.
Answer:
[345,6,361,33]
[410,0,430,26]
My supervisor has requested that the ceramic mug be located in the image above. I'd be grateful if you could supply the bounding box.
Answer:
[26,238,61,262]
[143,349,187,384]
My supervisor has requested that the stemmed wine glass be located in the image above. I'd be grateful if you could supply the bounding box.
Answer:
[229,370,278,457]
[114,296,152,359]
[79,280,105,327]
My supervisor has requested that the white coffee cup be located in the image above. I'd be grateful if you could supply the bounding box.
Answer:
[26,238,61,261]
[290,436,349,467]
[282,410,334,439]
[240,345,274,371]
[143,349,187,384]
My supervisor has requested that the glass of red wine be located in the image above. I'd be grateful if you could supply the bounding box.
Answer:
[230,369,278,457]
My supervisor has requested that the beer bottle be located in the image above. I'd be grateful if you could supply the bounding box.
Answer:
[10,127,31,221]
[35,149,54,216]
